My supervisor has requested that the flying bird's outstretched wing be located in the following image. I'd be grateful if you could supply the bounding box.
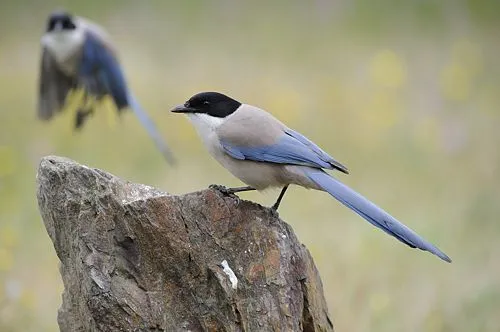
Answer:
[79,31,178,163]
[76,30,175,163]
[42,26,176,164]
[78,30,128,108]
[38,48,76,120]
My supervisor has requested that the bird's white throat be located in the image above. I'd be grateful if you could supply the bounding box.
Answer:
[186,113,225,134]
[42,29,85,63]
[185,113,227,158]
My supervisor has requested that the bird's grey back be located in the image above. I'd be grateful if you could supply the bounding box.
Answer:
[217,104,286,146]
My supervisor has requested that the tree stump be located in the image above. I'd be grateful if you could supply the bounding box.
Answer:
[36,156,334,332]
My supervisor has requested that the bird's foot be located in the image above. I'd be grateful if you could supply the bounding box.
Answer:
[209,184,241,206]
[75,110,86,130]
[75,108,94,130]
[209,184,254,195]
[268,185,287,219]
[230,195,241,207]
[269,206,280,219]
[209,184,233,195]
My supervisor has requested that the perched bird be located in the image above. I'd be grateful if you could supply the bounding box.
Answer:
[38,10,175,164]
[171,91,451,262]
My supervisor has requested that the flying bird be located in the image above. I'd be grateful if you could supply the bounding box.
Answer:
[171,91,451,263]
[38,10,175,164]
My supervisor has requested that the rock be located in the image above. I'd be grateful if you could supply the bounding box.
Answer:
[36,156,334,332]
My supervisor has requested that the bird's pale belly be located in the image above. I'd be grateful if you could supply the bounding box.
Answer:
[219,156,283,189]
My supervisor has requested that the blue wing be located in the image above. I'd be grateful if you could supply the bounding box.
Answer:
[78,32,176,164]
[78,31,128,108]
[285,128,348,173]
[221,129,348,173]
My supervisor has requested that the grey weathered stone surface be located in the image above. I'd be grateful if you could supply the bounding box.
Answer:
[37,155,334,332]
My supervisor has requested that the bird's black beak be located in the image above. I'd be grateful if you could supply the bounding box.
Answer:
[170,105,197,113]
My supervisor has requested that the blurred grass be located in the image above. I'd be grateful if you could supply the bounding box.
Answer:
[0,0,499,331]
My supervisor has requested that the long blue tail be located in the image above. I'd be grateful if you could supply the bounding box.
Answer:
[306,169,451,262]
[127,94,176,165]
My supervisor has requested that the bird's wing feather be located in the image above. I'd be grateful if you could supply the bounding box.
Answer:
[219,120,346,172]
[221,132,338,169]
[77,29,175,164]
[38,47,76,120]
[284,128,348,173]
[218,107,347,172]
[77,17,116,53]
[78,30,128,108]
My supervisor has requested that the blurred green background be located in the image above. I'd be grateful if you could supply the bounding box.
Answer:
[1,0,499,331]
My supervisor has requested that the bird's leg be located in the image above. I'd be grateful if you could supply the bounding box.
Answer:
[271,185,289,212]
[209,184,256,195]
[75,92,95,130]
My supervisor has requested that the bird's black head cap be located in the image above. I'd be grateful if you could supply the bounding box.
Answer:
[47,10,76,32]
[172,92,242,118]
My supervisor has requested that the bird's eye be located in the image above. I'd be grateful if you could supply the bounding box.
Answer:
[62,19,75,30]
[184,101,190,107]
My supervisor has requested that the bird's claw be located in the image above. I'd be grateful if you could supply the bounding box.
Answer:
[209,184,232,195]
[75,108,94,130]
[75,110,86,130]
[269,207,280,219]
[231,195,241,207]
[209,184,241,206]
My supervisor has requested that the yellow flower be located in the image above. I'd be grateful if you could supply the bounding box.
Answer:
[440,40,483,102]
[370,50,407,89]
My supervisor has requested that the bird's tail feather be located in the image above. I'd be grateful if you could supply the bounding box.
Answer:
[306,169,451,262]
[127,94,176,165]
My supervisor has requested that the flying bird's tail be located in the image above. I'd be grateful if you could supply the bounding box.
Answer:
[127,93,176,165]
[305,169,451,262]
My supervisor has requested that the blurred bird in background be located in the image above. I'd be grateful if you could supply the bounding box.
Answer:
[37,10,176,164]
[172,92,451,263]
